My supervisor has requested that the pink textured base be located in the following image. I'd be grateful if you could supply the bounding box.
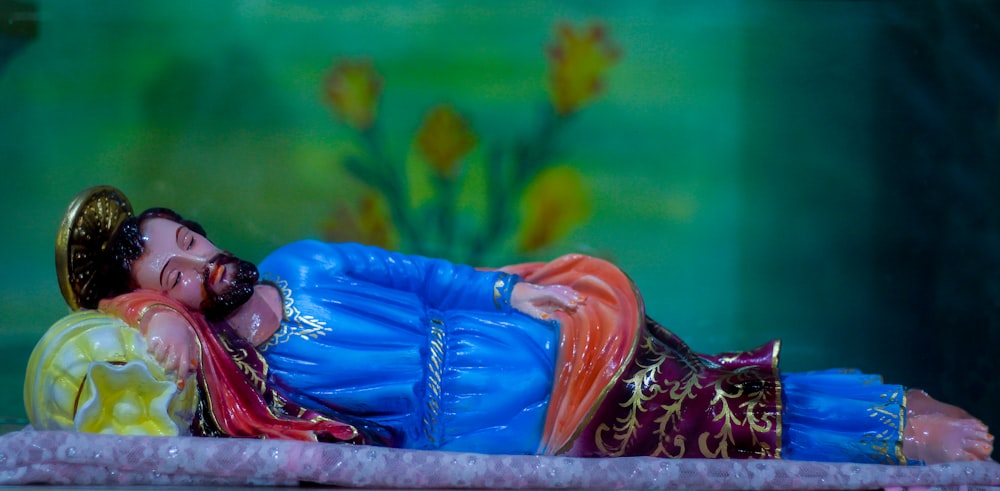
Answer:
[2,429,998,489]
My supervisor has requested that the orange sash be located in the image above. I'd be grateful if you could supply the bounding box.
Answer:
[503,254,642,455]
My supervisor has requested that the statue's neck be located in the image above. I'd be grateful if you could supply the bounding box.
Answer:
[225,283,283,346]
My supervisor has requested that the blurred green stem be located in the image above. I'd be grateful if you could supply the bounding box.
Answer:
[357,127,420,250]
[432,172,459,258]
[470,107,569,264]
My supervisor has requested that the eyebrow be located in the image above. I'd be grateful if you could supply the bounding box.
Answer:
[158,257,172,288]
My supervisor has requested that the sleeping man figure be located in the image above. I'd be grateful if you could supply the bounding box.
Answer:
[43,186,994,465]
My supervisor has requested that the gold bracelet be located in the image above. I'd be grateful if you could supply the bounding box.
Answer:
[136,302,184,328]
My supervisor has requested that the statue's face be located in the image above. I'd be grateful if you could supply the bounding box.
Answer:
[130,217,258,320]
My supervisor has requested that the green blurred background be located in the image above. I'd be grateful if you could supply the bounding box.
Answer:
[1,0,998,434]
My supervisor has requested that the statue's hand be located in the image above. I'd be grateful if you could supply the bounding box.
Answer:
[511,282,586,321]
[141,310,199,384]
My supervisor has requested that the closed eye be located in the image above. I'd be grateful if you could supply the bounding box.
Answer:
[176,226,196,251]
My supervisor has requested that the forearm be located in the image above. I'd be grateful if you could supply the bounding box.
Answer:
[314,241,522,311]
[98,290,186,331]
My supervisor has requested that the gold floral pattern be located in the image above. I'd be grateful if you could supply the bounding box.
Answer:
[594,335,704,458]
[220,334,267,394]
[259,276,333,350]
[697,371,778,458]
[860,389,906,464]
[587,332,781,459]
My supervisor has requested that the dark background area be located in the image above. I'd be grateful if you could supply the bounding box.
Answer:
[1,0,997,434]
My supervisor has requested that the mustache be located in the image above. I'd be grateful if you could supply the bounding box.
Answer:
[199,252,259,322]
[202,253,241,282]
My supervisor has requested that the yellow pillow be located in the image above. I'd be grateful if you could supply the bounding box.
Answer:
[24,310,198,435]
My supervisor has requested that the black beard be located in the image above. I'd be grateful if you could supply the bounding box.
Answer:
[200,253,259,322]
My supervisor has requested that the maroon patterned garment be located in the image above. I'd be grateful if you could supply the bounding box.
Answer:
[567,319,782,459]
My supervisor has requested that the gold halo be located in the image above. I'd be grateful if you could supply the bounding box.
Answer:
[55,186,134,310]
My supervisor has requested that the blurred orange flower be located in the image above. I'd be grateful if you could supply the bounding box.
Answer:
[415,104,477,177]
[517,165,590,253]
[323,189,395,249]
[547,22,621,116]
[323,58,383,131]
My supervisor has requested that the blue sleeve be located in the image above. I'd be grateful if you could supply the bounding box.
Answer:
[262,240,520,312]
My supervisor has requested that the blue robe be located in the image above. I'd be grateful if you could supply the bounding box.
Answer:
[256,241,908,463]
[257,240,557,453]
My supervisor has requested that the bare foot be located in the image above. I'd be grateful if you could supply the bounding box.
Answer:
[906,389,973,420]
[903,413,994,463]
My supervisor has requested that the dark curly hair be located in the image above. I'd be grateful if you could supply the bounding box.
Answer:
[102,208,208,301]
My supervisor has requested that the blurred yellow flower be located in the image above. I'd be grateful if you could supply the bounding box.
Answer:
[547,22,621,116]
[415,104,477,177]
[75,361,179,436]
[517,165,591,252]
[323,58,383,131]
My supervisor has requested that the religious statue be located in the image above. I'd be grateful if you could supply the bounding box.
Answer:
[26,186,994,465]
